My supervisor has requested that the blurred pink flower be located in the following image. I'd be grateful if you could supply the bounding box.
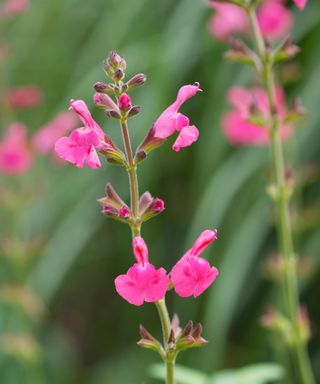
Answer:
[0,122,32,175]
[115,237,169,306]
[208,3,247,41]
[154,83,201,151]
[2,0,28,16]
[209,1,292,41]
[293,0,307,10]
[32,111,77,154]
[222,86,292,146]
[257,1,293,40]
[171,229,219,298]
[7,86,42,109]
[54,100,106,169]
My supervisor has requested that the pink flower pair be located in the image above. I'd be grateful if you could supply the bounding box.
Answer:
[209,0,293,41]
[115,230,219,306]
[222,86,292,146]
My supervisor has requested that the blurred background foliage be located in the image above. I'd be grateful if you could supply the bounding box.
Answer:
[1,0,320,383]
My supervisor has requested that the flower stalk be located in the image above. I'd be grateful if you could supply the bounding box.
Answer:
[246,5,315,384]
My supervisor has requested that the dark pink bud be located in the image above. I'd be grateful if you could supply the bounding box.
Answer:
[119,205,131,219]
[94,82,113,94]
[151,198,165,213]
[119,93,132,111]
[126,73,147,90]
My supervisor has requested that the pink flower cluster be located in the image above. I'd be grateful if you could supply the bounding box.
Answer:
[208,0,307,42]
[54,83,201,168]
[222,86,292,146]
[115,230,219,306]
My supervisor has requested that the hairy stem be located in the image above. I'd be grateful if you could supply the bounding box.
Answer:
[246,7,315,384]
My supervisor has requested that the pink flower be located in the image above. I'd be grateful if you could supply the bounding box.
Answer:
[257,1,293,41]
[153,83,201,151]
[2,0,28,16]
[32,111,77,154]
[208,3,248,41]
[54,100,106,169]
[7,86,42,109]
[293,0,307,10]
[171,229,219,298]
[0,122,32,175]
[115,237,169,306]
[208,1,292,41]
[222,86,292,146]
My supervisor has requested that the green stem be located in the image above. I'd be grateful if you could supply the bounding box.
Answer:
[155,299,171,346]
[119,115,175,383]
[246,7,315,384]
[120,118,140,236]
[166,358,176,384]
[155,299,176,384]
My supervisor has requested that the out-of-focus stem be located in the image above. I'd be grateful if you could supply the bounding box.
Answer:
[246,7,315,384]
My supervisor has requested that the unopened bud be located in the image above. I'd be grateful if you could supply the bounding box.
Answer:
[105,109,121,119]
[119,93,132,111]
[128,105,141,117]
[94,82,114,94]
[107,51,126,71]
[138,325,164,356]
[225,37,257,66]
[94,92,118,111]
[139,193,165,222]
[126,73,147,90]
[119,205,131,219]
[114,69,124,82]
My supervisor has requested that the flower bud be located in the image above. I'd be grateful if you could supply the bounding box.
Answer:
[139,192,165,222]
[137,325,165,356]
[105,109,121,120]
[126,73,147,90]
[114,69,124,82]
[94,82,114,94]
[128,106,141,118]
[93,92,118,111]
[119,93,132,111]
[107,51,127,71]
[119,205,131,219]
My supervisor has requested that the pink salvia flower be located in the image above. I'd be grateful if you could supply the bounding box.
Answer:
[7,86,42,109]
[222,86,292,146]
[171,230,219,298]
[208,1,292,41]
[257,1,293,41]
[54,100,106,168]
[3,0,28,15]
[293,0,307,10]
[115,237,169,306]
[0,122,32,175]
[208,3,248,41]
[32,111,77,154]
[153,83,201,150]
